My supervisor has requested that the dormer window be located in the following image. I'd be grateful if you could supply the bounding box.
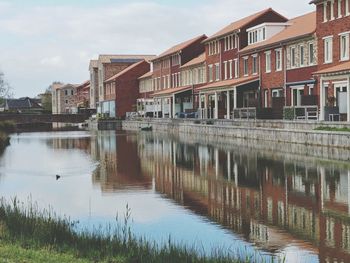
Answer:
[248,27,266,45]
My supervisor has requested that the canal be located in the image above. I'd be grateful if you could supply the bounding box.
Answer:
[0,130,349,262]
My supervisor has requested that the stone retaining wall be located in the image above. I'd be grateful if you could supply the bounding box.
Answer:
[123,120,350,149]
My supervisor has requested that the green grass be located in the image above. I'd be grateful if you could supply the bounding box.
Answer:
[0,198,261,263]
[314,126,350,132]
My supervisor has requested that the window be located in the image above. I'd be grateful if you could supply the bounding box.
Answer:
[224,34,235,51]
[338,0,342,18]
[309,43,315,64]
[299,45,305,66]
[65,90,68,96]
[208,65,213,82]
[243,57,249,76]
[347,0,350,15]
[65,100,68,104]
[224,61,228,79]
[340,33,349,60]
[252,55,258,75]
[275,49,282,71]
[331,0,335,20]
[324,2,328,22]
[265,51,271,73]
[264,90,268,108]
[290,47,296,68]
[234,59,239,78]
[229,60,233,79]
[324,36,333,63]
[248,27,266,45]
[215,63,220,81]
[208,41,219,55]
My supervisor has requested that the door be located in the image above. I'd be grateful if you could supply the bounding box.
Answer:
[335,85,348,114]
[292,88,304,106]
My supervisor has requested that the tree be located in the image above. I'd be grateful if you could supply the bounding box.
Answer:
[0,71,13,103]
[41,81,63,112]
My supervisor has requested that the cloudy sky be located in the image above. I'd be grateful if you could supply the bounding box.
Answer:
[0,0,314,97]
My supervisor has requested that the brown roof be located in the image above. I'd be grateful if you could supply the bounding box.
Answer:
[313,61,350,75]
[152,86,192,97]
[240,12,316,54]
[205,8,288,42]
[98,54,156,63]
[180,53,206,69]
[138,71,153,80]
[104,60,147,83]
[197,76,259,91]
[154,35,207,61]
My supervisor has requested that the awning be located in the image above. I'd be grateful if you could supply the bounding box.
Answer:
[286,79,316,87]
[197,76,259,92]
[152,85,192,98]
[313,61,350,76]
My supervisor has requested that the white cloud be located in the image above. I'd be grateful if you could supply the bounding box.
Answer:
[0,0,314,97]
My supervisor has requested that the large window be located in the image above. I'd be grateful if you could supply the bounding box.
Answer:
[323,2,328,22]
[208,65,213,82]
[243,57,249,76]
[215,63,220,81]
[290,47,296,68]
[252,55,258,75]
[275,49,282,71]
[340,33,349,61]
[224,34,235,51]
[299,45,305,66]
[248,27,266,45]
[324,36,333,63]
[208,41,219,55]
[309,43,315,64]
[265,51,271,73]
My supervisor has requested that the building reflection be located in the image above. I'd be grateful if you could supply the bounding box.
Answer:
[136,133,350,263]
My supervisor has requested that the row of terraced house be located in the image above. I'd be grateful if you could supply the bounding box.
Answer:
[87,0,350,122]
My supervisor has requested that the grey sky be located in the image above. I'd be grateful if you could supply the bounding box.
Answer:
[0,0,314,97]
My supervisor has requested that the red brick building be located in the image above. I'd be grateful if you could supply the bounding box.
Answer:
[102,60,150,119]
[197,8,288,119]
[311,0,350,121]
[240,12,318,119]
[76,80,90,109]
[150,35,207,118]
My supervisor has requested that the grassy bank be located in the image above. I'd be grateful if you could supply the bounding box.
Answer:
[314,126,350,133]
[0,198,265,263]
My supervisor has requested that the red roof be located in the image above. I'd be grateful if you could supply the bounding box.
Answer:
[205,8,288,42]
[138,71,153,80]
[197,76,259,91]
[154,35,207,61]
[313,61,350,75]
[152,86,192,97]
[105,60,146,83]
[180,53,206,69]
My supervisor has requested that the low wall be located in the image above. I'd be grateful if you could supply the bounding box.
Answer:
[123,119,350,149]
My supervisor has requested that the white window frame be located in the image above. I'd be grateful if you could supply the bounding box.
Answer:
[215,63,220,81]
[290,46,296,68]
[265,51,271,73]
[339,32,350,61]
[229,60,233,79]
[275,49,282,71]
[224,61,228,80]
[208,65,213,82]
[234,59,239,78]
[331,0,335,20]
[338,0,343,18]
[347,0,350,15]
[323,36,333,64]
[299,45,305,67]
[243,57,249,76]
[252,54,258,75]
[309,42,315,65]
[324,2,328,22]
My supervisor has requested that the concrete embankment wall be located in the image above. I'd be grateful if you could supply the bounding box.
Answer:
[122,120,350,149]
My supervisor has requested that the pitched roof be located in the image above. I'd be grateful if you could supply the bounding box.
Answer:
[152,86,192,97]
[138,71,153,80]
[197,76,259,91]
[5,98,42,110]
[98,54,156,63]
[313,61,350,75]
[240,12,316,54]
[309,0,323,4]
[205,8,288,42]
[154,35,207,61]
[89,60,98,69]
[105,60,147,83]
[180,53,206,69]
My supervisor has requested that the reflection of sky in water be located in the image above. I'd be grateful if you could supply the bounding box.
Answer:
[0,131,319,263]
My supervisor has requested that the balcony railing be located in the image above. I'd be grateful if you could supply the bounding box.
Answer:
[233,107,256,119]
[283,106,319,121]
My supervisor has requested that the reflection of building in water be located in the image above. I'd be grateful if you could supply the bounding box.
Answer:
[137,133,350,262]
[50,136,92,155]
[90,132,152,192]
